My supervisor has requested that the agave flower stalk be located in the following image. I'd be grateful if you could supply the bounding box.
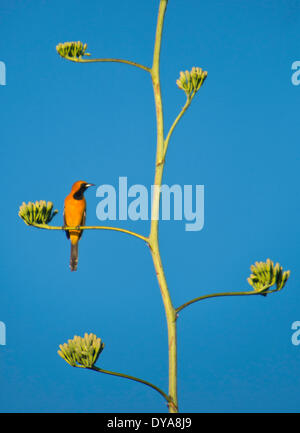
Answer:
[18,0,291,414]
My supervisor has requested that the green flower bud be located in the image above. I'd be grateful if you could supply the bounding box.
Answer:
[176,66,208,98]
[58,333,104,369]
[56,41,90,59]
[247,259,290,295]
[18,201,58,225]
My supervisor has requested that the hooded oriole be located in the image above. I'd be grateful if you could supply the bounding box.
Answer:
[64,181,94,271]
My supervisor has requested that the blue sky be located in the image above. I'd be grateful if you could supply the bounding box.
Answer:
[1,0,300,413]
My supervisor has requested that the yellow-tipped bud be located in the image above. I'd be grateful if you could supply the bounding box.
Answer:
[18,201,58,225]
[58,333,104,368]
[247,259,290,295]
[56,41,90,59]
[176,66,207,98]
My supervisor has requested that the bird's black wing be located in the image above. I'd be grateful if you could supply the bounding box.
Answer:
[78,210,86,240]
[63,208,70,239]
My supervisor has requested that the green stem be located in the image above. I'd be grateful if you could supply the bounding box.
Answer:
[65,57,151,72]
[163,96,192,161]
[176,288,270,315]
[148,230,178,413]
[149,0,178,414]
[151,0,167,164]
[91,366,170,404]
[29,223,148,243]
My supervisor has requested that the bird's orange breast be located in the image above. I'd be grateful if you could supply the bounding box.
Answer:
[64,194,86,226]
[64,194,86,244]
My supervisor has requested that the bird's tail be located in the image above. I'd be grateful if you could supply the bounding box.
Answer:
[70,242,79,271]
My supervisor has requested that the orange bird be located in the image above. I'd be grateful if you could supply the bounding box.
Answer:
[63,181,94,271]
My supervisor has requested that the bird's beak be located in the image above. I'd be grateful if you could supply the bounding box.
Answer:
[85,183,95,188]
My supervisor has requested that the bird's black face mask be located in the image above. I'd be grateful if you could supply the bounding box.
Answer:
[73,182,94,200]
